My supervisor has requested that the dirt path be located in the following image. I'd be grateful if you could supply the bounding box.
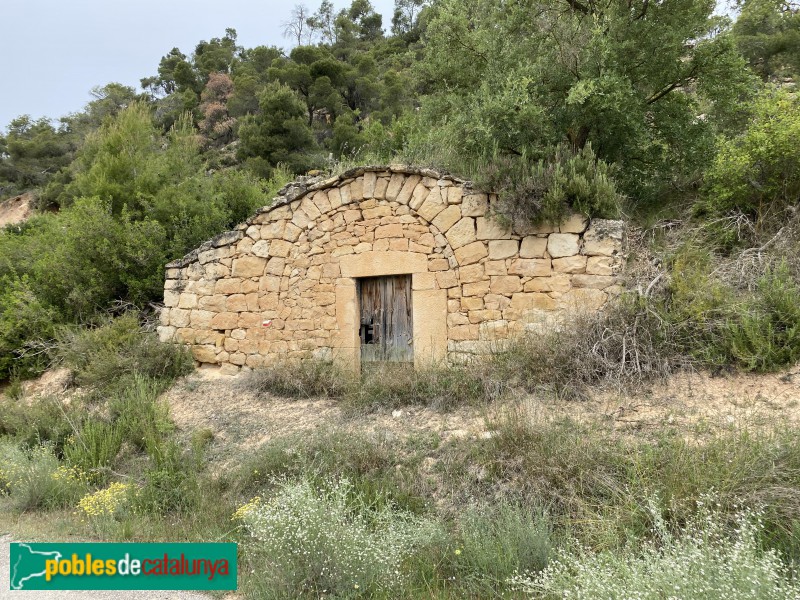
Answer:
[162,366,800,464]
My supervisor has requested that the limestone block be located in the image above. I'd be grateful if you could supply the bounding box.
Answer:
[178,293,198,309]
[190,310,215,329]
[560,288,608,311]
[170,308,191,328]
[163,290,180,307]
[461,193,488,217]
[480,320,510,340]
[412,272,437,290]
[192,345,218,363]
[435,271,459,289]
[510,292,557,312]
[312,190,332,214]
[237,238,255,254]
[239,313,265,329]
[461,296,484,311]
[447,187,463,204]
[204,263,229,279]
[490,276,522,294]
[350,177,364,200]
[343,209,361,224]
[363,206,392,219]
[375,223,404,239]
[520,236,548,258]
[199,294,226,312]
[328,187,343,210]
[524,274,571,293]
[159,307,171,326]
[321,263,341,278]
[246,292,259,311]
[432,205,462,232]
[258,295,278,310]
[157,326,175,343]
[552,255,587,274]
[252,240,270,258]
[396,175,421,204]
[374,177,389,200]
[226,294,248,311]
[454,241,488,266]
[468,309,502,324]
[586,256,616,276]
[583,219,625,256]
[214,278,243,295]
[456,262,481,282]
[476,216,512,240]
[362,171,377,198]
[291,208,311,229]
[429,258,450,271]
[354,242,373,253]
[385,173,405,201]
[389,238,409,252]
[488,239,518,260]
[232,256,267,278]
[484,260,507,276]
[463,280,490,297]
[449,324,480,341]
[261,220,285,240]
[418,187,447,222]
[211,312,239,330]
[283,222,302,243]
[547,233,580,258]
[560,214,588,233]
[445,218,476,250]
[269,239,293,258]
[484,294,512,310]
[412,288,448,366]
[448,312,470,326]
[340,251,427,277]
[409,183,431,211]
[508,259,551,277]
[571,274,616,289]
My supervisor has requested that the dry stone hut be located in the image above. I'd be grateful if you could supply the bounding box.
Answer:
[159,166,625,374]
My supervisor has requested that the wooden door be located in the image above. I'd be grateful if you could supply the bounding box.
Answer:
[358,275,413,363]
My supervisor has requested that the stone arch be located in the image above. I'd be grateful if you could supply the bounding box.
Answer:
[159,166,625,373]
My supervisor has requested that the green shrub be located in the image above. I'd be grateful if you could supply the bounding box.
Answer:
[55,313,193,391]
[702,89,800,227]
[239,476,442,599]
[0,440,89,511]
[135,438,202,514]
[243,359,352,399]
[109,374,174,452]
[512,502,800,599]
[447,503,552,595]
[63,420,123,482]
[0,395,75,453]
[480,143,622,226]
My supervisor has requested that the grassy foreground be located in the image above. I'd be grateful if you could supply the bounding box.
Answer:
[2,316,800,598]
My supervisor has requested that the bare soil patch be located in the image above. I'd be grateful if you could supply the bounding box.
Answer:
[0,192,33,228]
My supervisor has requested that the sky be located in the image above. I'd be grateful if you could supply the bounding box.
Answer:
[0,0,396,130]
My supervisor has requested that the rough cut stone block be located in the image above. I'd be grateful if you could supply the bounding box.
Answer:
[445,217,476,249]
[363,171,377,198]
[510,292,557,312]
[586,256,616,276]
[571,274,616,289]
[260,221,285,240]
[328,187,343,210]
[269,239,293,258]
[583,219,625,256]
[226,294,248,311]
[520,236,548,258]
[547,233,580,258]
[461,193,488,217]
[291,209,311,229]
[524,274,571,293]
[552,255,587,274]
[508,259,551,277]
[375,223,404,239]
[350,177,364,200]
[178,293,198,309]
[490,276,522,294]
[436,271,459,288]
[432,205,462,232]
[463,280,490,297]
[375,177,389,200]
[192,345,218,363]
[210,312,239,330]
[560,288,608,311]
[412,272,437,290]
[447,187,464,204]
[396,175,421,204]
[454,241,488,265]
[409,183,430,211]
[252,240,270,258]
[312,191,332,214]
[476,216,512,240]
[163,290,180,307]
[170,308,191,328]
[488,240,518,260]
[559,214,589,233]
[385,173,405,201]
[428,258,450,271]
[484,260,507,276]
[459,263,485,284]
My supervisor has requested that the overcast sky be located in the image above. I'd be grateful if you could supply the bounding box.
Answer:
[0,0,396,130]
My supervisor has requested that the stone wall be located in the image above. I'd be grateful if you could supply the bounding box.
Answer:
[158,166,625,373]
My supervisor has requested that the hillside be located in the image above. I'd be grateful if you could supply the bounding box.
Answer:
[2,0,800,598]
